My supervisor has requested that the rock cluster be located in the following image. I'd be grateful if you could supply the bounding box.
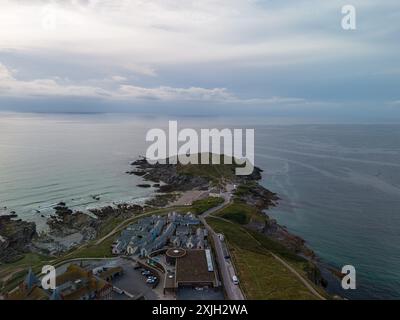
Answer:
[0,215,37,263]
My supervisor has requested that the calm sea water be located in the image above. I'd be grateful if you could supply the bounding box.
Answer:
[0,113,399,299]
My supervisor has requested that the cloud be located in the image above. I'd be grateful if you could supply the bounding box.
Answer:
[109,75,127,82]
[0,63,14,80]
[116,85,234,102]
[0,63,111,98]
[0,62,309,106]
[0,62,230,101]
[0,0,399,115]
[0,0,384,70]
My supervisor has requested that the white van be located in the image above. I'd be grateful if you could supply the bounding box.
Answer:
[232,275,239,285]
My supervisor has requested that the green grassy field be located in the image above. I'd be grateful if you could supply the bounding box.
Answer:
[0,253,52,293]
[175,153,246,184]
[206,216,321,300]
[191,196,224,214]
[215,202,265,224]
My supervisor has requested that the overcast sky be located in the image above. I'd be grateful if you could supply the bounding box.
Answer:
[0,0,399,121]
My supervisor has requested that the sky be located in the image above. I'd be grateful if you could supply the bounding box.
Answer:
[0,0,399,122]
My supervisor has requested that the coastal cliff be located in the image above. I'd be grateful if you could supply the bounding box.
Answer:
[128,154,329,289]
[1,153,333,296]
[0,214,37,263]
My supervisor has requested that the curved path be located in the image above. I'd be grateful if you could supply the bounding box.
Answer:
[199,190,245,300]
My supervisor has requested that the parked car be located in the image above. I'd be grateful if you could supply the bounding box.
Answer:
[141,270,151,276]
[232,275,239,285]
[113,287,124,295]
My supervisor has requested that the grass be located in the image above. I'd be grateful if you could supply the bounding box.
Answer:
[215,202,264,225]
[206,216,320,300]
[233,250,317,300]
[97,217,126,238]
[175,153,248,184]
[0,253,52,294]
[61,236,116,260]
[233,181,258,197]
[191,196,224,214]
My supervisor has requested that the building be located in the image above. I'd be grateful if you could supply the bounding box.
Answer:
[164,249,219,294]
[6,264,113,300]
[98,266,123,283]
[54,264,112,300]
[176,225,190,236]
[168,212,200,226]
[112,212,202,257]
[6,268,48,300]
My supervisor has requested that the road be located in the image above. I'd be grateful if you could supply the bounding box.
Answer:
[200,185,325,301]
[211,215,326,300]
[199,188,245,300]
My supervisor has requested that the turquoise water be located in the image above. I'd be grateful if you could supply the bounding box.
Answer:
[0,113,399,299]
[255,125,400,299]
[0,113,155,230]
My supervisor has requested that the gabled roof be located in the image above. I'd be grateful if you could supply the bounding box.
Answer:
[50,287,62,300]
[24,268,39,291]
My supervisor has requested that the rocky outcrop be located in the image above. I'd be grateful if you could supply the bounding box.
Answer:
[88,203,143,220]
[40,202,145,255]
[128,160,208,191]
[234,182,279,210]
[0,215,37,263]
[129,156,267,193]
[137,184,151,188]
[262,218,315,258]
[47,203,97,238]
[47,202,144,237]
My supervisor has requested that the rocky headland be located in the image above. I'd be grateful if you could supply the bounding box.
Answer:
[128,155,332,289]
[1,153,339,294]
[0,214,37,263]
[128,156,315,255]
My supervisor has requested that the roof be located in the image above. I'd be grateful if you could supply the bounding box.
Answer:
[6,285,49,300]
[6,264,111,301]
[50,287,62,300]
[55,264,110,300]
[166,248,187,258]
[175,250,218,287]
[24,268,39,291]
[176,225,190,233]
[99,266,123,280]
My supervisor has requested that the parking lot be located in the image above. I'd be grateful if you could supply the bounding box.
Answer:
[111,259,159,300]
[177,287,225,300]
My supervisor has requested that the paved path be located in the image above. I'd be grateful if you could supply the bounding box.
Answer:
[199,190,245,300]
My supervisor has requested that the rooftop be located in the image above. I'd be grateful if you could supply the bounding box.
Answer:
[175,249,218,287]
[166,248,187,258]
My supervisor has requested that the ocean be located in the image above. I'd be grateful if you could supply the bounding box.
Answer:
[0,113,399,299]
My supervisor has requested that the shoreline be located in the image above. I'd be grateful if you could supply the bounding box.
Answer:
[1,154,343,298]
